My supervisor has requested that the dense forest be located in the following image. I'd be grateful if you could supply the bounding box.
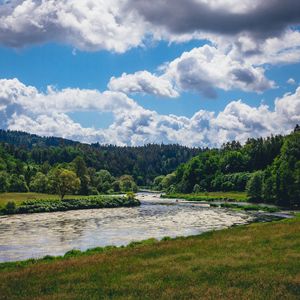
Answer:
[156,126,300,208]
[0,130,202,194]
[1,128,299,208]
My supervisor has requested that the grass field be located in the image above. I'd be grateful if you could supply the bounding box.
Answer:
[0,193,138,215]
[0,192,83,208]
[162,191,248,202]
[1,214,299,299]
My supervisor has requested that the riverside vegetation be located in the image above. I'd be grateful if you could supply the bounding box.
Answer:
[156,126,300,209]
[1,214,299,299]
[0,194,140,215]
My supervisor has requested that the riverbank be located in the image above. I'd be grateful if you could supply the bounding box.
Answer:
[0,195,140,215]
[162,192,248,202]
[1,213,299,299]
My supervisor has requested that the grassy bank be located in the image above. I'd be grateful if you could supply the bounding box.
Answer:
[0,192,84,208]
[162,191,248,202]
[1,214,299,299]
[0,195,140,215]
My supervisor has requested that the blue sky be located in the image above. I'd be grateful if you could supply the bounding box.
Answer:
[0,0,300,146]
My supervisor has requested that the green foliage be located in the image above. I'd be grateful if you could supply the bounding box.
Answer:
[0,195,140,215]
[246,171,263,202]
[119,175,138,192]
[4,201,16,214]
[164,130,299,208]
[49,168,80,200]
[72,156,90,195]
[0,129,201,186]
[126,192,135,200]
[29,172,50,193]
[8,174,29,193]
[0,171,9,192]
[162,191,248,202]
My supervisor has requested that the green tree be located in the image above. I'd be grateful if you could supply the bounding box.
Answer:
[246,171,263,202]
[119,175,138,192]
[73,156,90,195]
[0,171,9,192]
[8,174,29,192]
[50,168,80,200]
[193,184,201,193]
[30,172,49,193]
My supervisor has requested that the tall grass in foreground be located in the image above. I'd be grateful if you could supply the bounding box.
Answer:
[0,214,299,299]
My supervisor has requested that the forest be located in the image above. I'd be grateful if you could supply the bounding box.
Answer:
[156,126,300,208]
[0,127,299,208]
[0,129,201,195]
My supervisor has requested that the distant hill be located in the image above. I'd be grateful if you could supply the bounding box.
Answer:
[0,129,202,185]
[0,129,80,148]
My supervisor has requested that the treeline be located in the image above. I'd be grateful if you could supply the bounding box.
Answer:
[0,130,201,186]
[156,127,300,208]
[0,153,138,196]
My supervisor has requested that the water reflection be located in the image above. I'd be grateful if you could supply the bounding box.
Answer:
[0,194,255,262]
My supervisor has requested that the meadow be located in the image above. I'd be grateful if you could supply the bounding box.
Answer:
[162,191,248,202]
[0,192,83,207]
[0,193,139,215]
[0,214,299,299]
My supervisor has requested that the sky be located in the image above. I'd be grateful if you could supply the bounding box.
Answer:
[0,0,300,147]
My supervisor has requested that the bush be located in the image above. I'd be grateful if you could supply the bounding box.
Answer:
[0,196,141,215]
[5,201,16,214]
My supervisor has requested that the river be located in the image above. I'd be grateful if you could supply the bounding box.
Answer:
[0,193,275,262]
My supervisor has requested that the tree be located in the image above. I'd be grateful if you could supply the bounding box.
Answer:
[153,175,165,190]
[72,156,90,195]
[119,175,138,192]
[246,171,263,202]
[8,174,29,192]
[30,172,49,193]
[50,168,80,200]
[0,171,9,192]
[193,184,201,193]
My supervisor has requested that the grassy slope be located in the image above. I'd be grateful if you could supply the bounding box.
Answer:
[163,191,248,202]
[1,215,299,299]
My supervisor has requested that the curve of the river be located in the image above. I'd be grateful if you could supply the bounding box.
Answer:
[0,193,268,262]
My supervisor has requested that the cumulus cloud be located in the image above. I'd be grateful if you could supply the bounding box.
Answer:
[164,45,275,97]
[108,71,179,98]
[0,0,145,52]
[1,77,300,147]
[227,30,300,66]
[0,0,299,53]
[126,0,300,39]
[108,44,275,99]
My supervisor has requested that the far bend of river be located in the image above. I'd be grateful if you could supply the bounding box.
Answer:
[0,193,261,262]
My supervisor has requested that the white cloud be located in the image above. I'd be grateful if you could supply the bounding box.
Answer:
[287,78,296,85]
[228,30,300,66]
[1,78,300,147]
[0,0,145,52]
[108,44,275,98]
[165,45,275,97]
[108,71,179,98]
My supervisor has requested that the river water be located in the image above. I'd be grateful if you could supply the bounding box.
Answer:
[0,193,264,262]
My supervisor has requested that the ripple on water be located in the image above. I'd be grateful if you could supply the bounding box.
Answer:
[0,198,255,262]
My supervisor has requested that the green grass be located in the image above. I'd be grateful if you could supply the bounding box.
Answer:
[0,194,140,215]
[0,193,83,208]
[1,215,299,299]
[162,191,248,202]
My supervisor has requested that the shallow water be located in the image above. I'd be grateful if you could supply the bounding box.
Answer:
[0,193,256,262]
